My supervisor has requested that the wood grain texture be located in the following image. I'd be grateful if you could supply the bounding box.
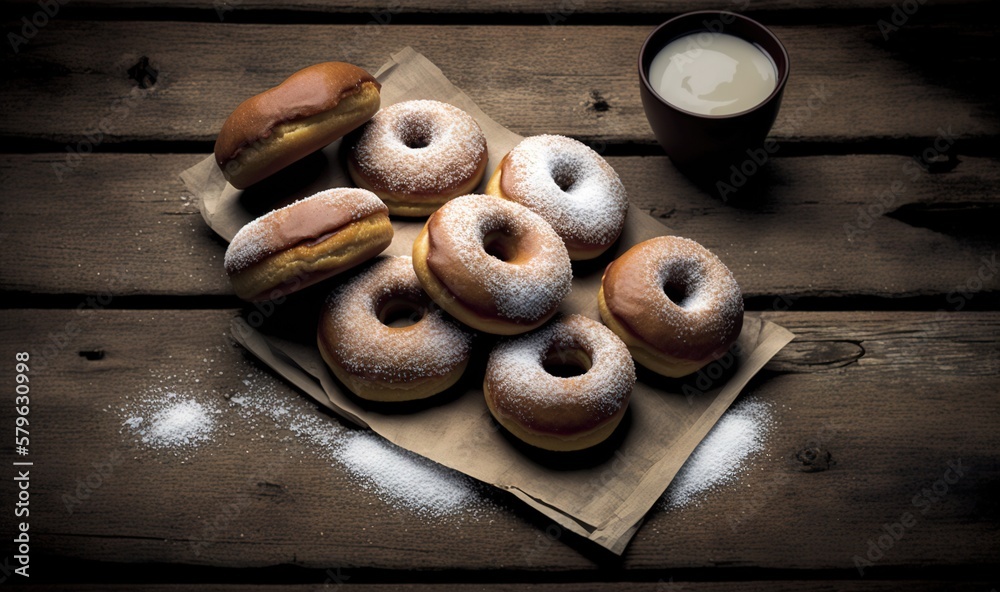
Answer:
[4,584,998,591]
[0,0,986,14]
[1,153,997,300]
[0,309,997,572]
[0,21,995,145]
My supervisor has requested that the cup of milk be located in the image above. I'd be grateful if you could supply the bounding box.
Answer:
[639,11,789,168]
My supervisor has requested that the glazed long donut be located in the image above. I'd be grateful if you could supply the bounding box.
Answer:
[215,62,381,189]
[224,188,392,301]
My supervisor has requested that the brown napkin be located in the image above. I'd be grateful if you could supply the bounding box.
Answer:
[181,47,794,555]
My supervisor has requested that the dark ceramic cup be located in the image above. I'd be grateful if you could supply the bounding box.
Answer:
[639,11,789,168]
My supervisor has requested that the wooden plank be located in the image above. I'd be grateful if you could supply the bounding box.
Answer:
[0,22,995,145]
[0,0,986,14]
[4,583,997,591]
[0,309,997,571]
[1,153,997,300]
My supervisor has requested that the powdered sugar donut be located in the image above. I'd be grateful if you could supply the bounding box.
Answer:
[486,135,628,260]
[412,194,573,335]
[484,314,636,451]
[348,100,489,216]
[598,236,743,378]
[318,256,474,401]
[224,188,392,302]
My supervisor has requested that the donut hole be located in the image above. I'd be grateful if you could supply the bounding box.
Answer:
[400,120,433,149]
[404,134,430,149]
[483,229,518,263]
[541,345,592,378]
[662,279,692,306]
[661,261,701,307]
[377,296,427,328]
[550,160,578,192]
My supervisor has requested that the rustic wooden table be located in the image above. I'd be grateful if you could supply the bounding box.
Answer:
[1,0,998,590]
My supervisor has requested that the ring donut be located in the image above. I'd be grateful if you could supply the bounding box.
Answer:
[412,195,573,335]
[486,135,628,260]
[484,314,636,451]
[318,256,474,401]
[348,100,488,216]
[598,236,743,377]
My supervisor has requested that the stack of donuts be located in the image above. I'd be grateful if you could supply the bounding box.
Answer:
[217,62,744,452]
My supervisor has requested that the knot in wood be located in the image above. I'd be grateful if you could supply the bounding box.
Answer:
[795,446,832,472]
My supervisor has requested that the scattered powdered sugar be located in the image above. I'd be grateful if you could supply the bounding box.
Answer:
[224,188,387,273]
[432,195,572,322]
[486,315,635,427]
[230,368,491,519]
[502,134,628,246]
[338,431,479,518]
[646,237,742,317]
[116,348,489,518]
[322,256,474,383]
[121,391,222,452]
[351,99,487,194]
[114,349,236,459]
[661,397,774,509]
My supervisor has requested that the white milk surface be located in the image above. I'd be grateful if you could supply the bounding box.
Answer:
[649,32,777,116]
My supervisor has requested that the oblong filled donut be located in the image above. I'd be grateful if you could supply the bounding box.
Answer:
[215,62,381,189]
[224,188,392,301]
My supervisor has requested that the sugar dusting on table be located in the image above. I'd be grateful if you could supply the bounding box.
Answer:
[661,397,774,509]
[338,431,479,518]
[116,360,231,460]
[116,347,490,519]
[120,391,222,454]
[228,368,491,519]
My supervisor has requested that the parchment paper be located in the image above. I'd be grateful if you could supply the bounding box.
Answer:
[181,47,794,555]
